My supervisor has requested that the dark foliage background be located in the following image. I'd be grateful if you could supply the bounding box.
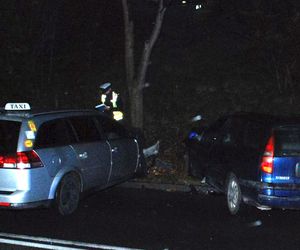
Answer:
[1,0,299,171]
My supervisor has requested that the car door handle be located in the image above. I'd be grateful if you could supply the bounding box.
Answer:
[79,152,88,159]
[111,147,118,153]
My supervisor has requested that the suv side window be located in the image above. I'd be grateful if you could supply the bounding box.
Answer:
[35,119,76,148]
[201,117,227,144]
[243,121,264,149]
[218,117,243,146]
[96,116,128,140]
[69,116,102,143]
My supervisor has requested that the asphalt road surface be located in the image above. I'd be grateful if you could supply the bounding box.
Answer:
[0,186,300,250]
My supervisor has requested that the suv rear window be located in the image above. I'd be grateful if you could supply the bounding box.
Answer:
[275,127,300,156]
[0,120,21,154]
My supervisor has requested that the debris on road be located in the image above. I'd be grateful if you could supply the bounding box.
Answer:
[247,220,262,227]
[155,158,174,169]
[143,140,160,158]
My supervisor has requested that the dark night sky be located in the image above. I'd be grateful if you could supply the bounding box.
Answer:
[1,0,300,133]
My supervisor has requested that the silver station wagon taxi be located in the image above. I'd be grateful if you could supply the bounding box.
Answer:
[0,103,145,215]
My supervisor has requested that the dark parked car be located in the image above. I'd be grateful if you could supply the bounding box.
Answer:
[185,112,300,215]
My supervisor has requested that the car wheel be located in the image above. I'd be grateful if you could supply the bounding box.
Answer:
[55,173,81,216]
[226,173,243,215]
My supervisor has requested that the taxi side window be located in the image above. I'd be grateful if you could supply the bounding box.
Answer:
[35,119,76,148]
[69,116,102,143]
[96,116,128,140]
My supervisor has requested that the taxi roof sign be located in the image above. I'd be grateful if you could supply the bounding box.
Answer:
[5,103,31,111]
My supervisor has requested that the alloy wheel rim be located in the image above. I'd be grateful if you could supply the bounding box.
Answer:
[228,179,239,211]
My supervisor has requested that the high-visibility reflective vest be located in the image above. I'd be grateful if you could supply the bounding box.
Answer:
[113,111,124,121]
[101,91,119,108]
[100,91,124,121]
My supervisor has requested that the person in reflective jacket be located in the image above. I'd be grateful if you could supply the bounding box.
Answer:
[96,82,124,121]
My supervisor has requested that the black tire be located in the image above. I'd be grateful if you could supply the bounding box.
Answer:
[55,173,81,216]
[226,173,243,215]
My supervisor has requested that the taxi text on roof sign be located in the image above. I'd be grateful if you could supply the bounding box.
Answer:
[5,103,31,111]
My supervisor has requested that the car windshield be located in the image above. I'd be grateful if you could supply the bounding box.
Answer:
[0,120,21,154]
[275,127,300,156]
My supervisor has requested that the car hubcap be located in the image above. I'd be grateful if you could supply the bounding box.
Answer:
[228,179,239,211]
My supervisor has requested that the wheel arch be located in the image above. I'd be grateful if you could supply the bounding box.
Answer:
[48,168,83,200]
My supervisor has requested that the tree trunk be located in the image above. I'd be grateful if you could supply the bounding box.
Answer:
[122,0,135,125]
[122,0,166,129]
[130,84,143,129]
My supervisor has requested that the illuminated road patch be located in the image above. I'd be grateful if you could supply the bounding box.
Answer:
[0,232,143,250]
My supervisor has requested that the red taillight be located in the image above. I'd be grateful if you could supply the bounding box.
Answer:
[0,202,10,207]
[0,151,43,169]
[261,135,275,174]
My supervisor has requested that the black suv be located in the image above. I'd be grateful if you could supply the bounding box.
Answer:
[186,112,300,215]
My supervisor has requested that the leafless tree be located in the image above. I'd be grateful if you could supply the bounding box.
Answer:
[121,0,167,129]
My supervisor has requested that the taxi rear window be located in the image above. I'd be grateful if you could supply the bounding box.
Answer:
[0,120,21,154]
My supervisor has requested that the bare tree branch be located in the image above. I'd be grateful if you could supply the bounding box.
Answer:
[137,0,166,90]
[122,0,135,85]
